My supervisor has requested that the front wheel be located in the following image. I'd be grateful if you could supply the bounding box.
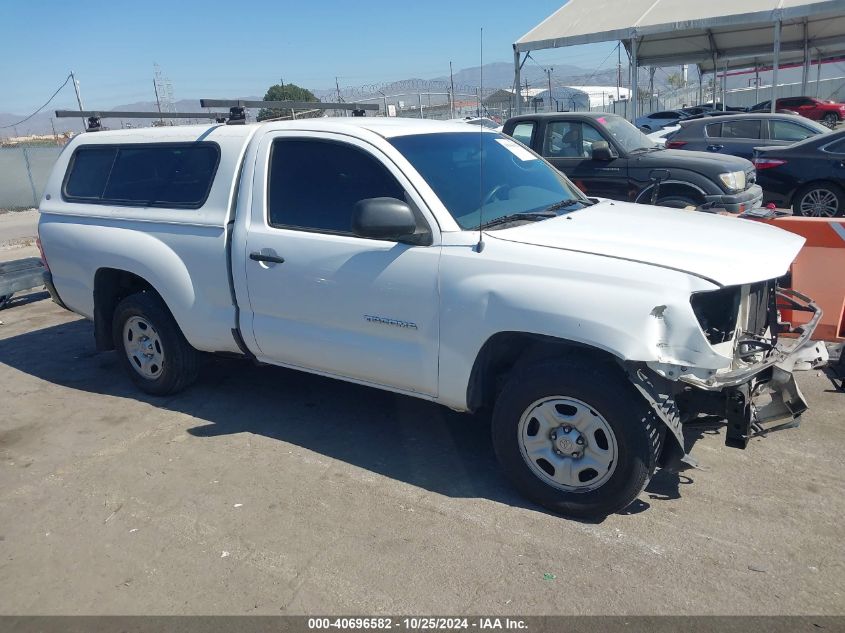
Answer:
[823,113,839,128]
[112,292,200,395]
[492,361,662,519]
[655,195,700,209]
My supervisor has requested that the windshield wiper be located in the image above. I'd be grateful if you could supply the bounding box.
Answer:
[479,210,557,230]
[544,198,591,212]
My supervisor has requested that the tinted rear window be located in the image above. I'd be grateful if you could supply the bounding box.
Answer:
[63,143,220,208]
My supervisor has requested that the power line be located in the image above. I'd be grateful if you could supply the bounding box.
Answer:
[1,74,73,129]
[575,43,621,87]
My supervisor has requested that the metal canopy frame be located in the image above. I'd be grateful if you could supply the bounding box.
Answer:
[513,0,845,120]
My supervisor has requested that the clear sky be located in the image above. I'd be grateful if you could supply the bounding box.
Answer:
[0,0,616,114]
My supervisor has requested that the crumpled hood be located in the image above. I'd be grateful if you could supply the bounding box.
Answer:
[489,200,804,287]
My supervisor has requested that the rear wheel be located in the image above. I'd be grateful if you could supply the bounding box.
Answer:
[793,183,844,217]
[491,360,662,519]
[823,113,839,128]
[0,293,13,310]
[112,292,200,395]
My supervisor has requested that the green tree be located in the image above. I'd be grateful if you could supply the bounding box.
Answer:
[257,83,320,121]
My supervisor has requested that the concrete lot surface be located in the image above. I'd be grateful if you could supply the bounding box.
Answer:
[0,210,38,248]
[0,289,843,615]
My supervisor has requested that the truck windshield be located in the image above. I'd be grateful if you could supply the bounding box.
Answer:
[389,132,588,230]
[599,114,656,153]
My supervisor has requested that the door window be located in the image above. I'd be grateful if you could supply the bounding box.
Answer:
[267,138,406,234]
[770,120,816,142]
[719,120,762,139]
[510,122,535,146]
[544,121,605,158]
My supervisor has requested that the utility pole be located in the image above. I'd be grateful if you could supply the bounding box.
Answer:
[70,70,86,132]
[50,118,58,145]
[616,43,622,101]
[545,67,554,112]
[449,61,456,118]
[335,77,347,116]
[648,67,655,111]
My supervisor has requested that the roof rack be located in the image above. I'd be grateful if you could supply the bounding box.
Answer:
[55,109,235,132]
[199,99,378,120]
[56,98,381,132]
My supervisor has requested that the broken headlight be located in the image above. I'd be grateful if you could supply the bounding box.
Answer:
[690,286,741,344]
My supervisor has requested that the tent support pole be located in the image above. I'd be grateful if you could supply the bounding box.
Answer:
[630,37,638,122]
[801,19,810,95]
[755,63,760,103]
[514,48,522,115]
[772,19,781,113]
[721,65,727,110]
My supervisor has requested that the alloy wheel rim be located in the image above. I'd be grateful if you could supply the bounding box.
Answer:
[800,189,839,217]
[123,316,165,379]
[517,396,618,492]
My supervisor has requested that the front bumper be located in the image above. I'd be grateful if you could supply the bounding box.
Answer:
[632,289,827,457]
[719,289,827,448]
[706,183,764,213]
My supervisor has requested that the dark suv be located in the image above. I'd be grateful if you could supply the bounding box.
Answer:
[503,112,763,212]
[665,113,829,160]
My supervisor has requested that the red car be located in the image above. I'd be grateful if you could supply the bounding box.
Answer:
[749,96,845,128]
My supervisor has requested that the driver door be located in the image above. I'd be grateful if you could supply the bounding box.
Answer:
[541,120,628,200]
[242,132,441,396]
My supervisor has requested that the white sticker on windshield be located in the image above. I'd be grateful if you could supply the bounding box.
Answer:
[495,138,538,162]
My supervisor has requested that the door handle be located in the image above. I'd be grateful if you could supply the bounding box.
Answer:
[707,145,724,151]
[250,252,285,264]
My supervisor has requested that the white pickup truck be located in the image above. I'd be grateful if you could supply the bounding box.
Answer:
[37,118,826,519]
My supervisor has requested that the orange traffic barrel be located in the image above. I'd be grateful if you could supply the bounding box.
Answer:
[751,216,845,342]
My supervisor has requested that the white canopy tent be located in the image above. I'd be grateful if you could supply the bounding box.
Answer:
[514,0,845,120]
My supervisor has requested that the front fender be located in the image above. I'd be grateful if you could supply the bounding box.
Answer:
[436,235,726,410]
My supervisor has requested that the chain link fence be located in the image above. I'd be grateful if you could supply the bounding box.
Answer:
[0,147,63,209]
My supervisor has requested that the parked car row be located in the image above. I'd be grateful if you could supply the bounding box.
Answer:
[637,96,845,133]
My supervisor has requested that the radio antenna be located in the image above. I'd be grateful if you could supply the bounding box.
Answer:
[476,26,485,253]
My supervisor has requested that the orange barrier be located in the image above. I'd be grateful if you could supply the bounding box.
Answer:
[751,216,845,342]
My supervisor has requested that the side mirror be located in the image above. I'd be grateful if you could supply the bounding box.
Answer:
[353,197,418,241]
[591,141,614,161]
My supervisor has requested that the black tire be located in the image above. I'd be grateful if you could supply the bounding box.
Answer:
[111,291,200,395]
[823,113,839,129]
[655,195,700,209]
[0,293,13,310]
[792,182,845,217]
[491,360,662,519]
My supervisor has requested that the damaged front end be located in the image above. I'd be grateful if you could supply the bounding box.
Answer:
[628,283,827,465]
